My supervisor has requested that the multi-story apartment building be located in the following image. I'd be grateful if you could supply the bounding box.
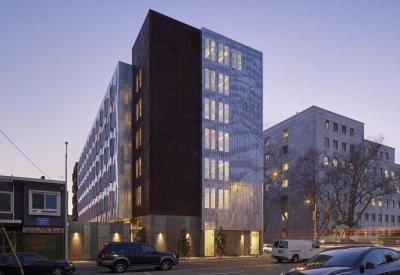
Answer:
[74,10,263,256]
[263,106,400,242]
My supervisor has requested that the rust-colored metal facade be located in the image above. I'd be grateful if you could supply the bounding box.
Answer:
[132,10,201,218]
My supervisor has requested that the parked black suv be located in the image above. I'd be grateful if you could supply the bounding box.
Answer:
[96,242,179,273]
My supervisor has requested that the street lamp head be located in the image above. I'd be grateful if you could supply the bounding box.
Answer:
[65,141,68,145]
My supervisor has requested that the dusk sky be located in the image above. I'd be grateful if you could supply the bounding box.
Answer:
[1,1,399,213]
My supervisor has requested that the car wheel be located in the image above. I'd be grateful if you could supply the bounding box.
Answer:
[51,266,65,275]
[113,260,127,273]
[291,254,299,263]
[160,259,172,270]
[277,259,282,262]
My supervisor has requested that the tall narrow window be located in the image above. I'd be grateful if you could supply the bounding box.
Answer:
[136,186,141,206]
[211,100,216,121]
[333,140,338,149]
[224,190,230,209]
[324,156,329,165]
[205,39,210,59]
[350,128,354,137]
[282,162,289,171]
[205,128,210,149]
[139,99,142,118]
[224,46,230,66]
[324,138,329,147]
[210,41,216,61]
[218,189,224,209]
[224,132,229,152]
[135,75,139,92]
[136,131,139,149]
[224,75,229,95]
[218,161,224,180]
[283,129,288,138]
[324,120,329,129]
[232,49,237,69]
[211,130,216,150]
[139,128,142,147]
[224,161,229,181]
[224,104,229,124]
[211,71,216,91]
[342,142,347,151]
[219,131,224,152]
[218,102,224,123]
[218,74,224,93]
[265,137,269,146]
[205,69,210,89]
[342,125,347,134]
[211,159,216,179]
[211,188,216,208]
[205,188,210,208]
[218,44,224,63]
[333,158,338,166]
[333,123,338,132]
[139,69,142,88]
[265,153,270,161]
[282,179,288,188]
[237,51,242,70]
[205,158,210,179]
[204,98,210,119]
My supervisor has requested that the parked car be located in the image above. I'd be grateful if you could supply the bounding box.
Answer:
[96,242,178,273]
[272,240,322,263]
[280,246,400,275]
[263,243,273,254]
[0,252,76,275]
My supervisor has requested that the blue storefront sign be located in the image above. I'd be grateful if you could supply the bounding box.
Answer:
[36,217,50,226]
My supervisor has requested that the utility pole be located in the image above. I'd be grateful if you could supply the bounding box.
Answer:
[65,141,68,261]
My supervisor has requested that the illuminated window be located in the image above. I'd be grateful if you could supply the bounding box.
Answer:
[219,102,224,123]
[378,199,382,207]
[205,128,210,149]
[282,179,288,188]
[205,39,210,59]
[210,40,216,61]
[282,162,289,171]
[210,188,216,208]
[282,129,288,138]
[218,44,224,63]
[135,99,142,121]
[224,190,230,209]
[135,75,139,92]
[265,137,269,146]
[211,71,216,91]
[211,100,216,121]
[205,188,210,208]
[139,69,142,87]
[219,131,224,152]
[204,98,210,119]
[136,128,142,149]
[219,160,224,180]
[392,171,395,178]
[135,186,141,206]
[232,49,237,68]
[282,212,288,221]
[224,46,229,66]
[324,156,329,165]
[371,198,376,206]
[205,69,210,89]
[333,158,338,166]
[224,104,229,124]
[324,120,329,129]
[218,74,224,93]
[211,159,216,179]
[135,157,142,178]
[237,51,242,70]
[385,170,389,178]
[218,189,224,209]
[224,75,229,95]
[224,161,229,181]
[364,197,369,205]
[205,158,210,179]
[224,132,229,152]
[265,153,270,161]
[211,130,216,150]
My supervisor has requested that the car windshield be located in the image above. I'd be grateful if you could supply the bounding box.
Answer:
[305,249,365,267]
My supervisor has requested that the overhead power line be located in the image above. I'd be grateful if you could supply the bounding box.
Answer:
[0,129,52,180]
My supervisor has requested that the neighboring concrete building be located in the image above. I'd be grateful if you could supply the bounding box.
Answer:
[0,175,66,259]
[263,106,400,242]
[75,10,263,256]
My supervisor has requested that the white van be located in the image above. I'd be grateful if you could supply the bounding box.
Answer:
[271,240,322,263]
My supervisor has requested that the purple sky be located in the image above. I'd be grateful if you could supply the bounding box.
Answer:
[1,1,399,213]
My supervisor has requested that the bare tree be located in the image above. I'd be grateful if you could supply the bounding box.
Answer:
[321,137,400,241]
[293,148,331,240]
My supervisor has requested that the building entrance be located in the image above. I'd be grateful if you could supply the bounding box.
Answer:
[204,230,214,256]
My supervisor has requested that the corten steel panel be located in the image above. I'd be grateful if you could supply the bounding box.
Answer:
[132,10,201,218]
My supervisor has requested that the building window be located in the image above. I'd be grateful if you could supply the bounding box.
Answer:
[282,145,288,154]
[282,129,288,138]
[205,69,210,89]
[350,145,354,153]
[224,161,229,181]
[324,138,329,147]
[224,46,230,66]
[265,137,269,146]
[342,142,346,152]
[365,213,369,221]
[224,132,229,152]
[205,158,210,179]
[392,215,395,222]
[392,200,395,208]
[237,51,242,70]
[386,153,389,160]
[211,100,216,121]
[135,186,141,206]
[282,179,288,188]
[385,215,389,222]
[265,153,270,161]
[211,159,216,179]
[218,74,223,93]
[350,128,354,137]
[232,49,237,69]
[218,160,224,180]
[342,125,346,134]
[371,198,376,206]
[210,40,216,61]
[205,188,210,208]
[333,140,338,149]
[218,43,224,64]
[224,189,230,209]
[378,214,382,222]
[282,162,289,171]
[333,123,338,132]
[210,188,216,208]
[385,170,389,178]
[218,102,224,123]
[0,192,12,213]
[324,120,329,129]
[29,191,60,216]
[324,156,329,165]
[378,199,382,207]
[372,213,376,221]
[224,75,229,95]
[224,104,229,124]
[135,99,142,121]
[333,158,338,166]
[391,171,395,178]
[218,189,224,209]
[204,98,210,119]
[205,39,211,59]
[364,197,369,205]
[211,71,216,91]
[282,212,288,221]
[136,128,142,149]
[384,199,388,207]
[136,157,142,178]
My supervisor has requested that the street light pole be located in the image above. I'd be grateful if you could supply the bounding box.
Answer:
[313,203,317,242]
[65,141,68,261]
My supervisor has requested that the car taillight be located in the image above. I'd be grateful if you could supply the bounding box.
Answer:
[101,253,109,259]
[285,242,288,249]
